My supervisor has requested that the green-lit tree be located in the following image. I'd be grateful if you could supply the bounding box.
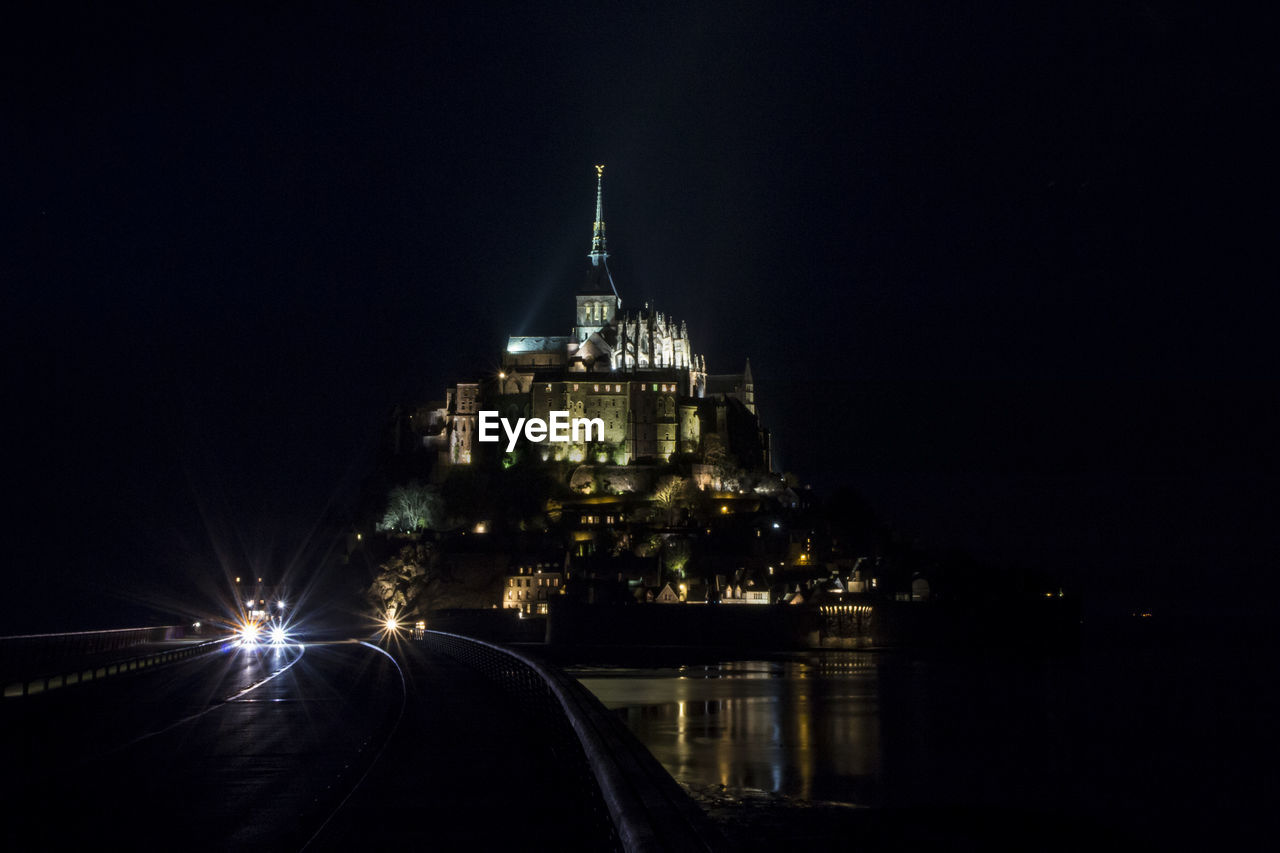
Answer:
[376,481,441,535]
[662,537,692,580]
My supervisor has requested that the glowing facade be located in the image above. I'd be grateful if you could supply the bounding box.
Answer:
[427,168,767,470]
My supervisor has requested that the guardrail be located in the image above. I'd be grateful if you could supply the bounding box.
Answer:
[1,625,190,675]
[418,631,727,853]
[2,628,225,699]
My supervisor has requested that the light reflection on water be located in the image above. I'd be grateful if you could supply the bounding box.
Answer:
[576,654,883,805]
[574,647,1267,848]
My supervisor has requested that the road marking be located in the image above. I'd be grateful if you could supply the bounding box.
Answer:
[222,648,307,703]
[121,645,308,747]
[299,642,407,852]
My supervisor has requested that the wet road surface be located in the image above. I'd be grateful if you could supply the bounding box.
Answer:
[2,638,599,850]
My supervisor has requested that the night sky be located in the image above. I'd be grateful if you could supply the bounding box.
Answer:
[5,2,1275,632]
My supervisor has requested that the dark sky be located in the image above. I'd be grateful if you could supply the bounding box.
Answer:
[4,1,1275,632]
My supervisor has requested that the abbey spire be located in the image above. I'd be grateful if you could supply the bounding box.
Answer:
[437,166,769,474]
[589,164,608,264]
[580,164,620,314]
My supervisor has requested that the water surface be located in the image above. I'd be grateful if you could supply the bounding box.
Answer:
[573,648,1265,849]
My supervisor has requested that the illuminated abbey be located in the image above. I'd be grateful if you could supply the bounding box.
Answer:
[424,167,769,475]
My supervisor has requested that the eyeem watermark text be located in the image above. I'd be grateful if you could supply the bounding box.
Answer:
[478,411,604,452]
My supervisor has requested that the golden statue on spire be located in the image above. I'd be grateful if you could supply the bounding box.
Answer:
[590,165,607,260]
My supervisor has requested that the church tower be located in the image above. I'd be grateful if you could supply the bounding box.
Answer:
[575,165,621,343]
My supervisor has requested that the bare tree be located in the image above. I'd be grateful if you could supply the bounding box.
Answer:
[652,475,689,525]
[376,481,441,535]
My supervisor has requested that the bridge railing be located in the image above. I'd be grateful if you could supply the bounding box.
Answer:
[419,630,727,853]
[1,626,221,699]
[1,625,187,665]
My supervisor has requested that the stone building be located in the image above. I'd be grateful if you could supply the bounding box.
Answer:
[502,556,566,616]
[425,167,770,474]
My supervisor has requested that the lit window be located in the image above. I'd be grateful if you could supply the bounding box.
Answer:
[594,384,599,392]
